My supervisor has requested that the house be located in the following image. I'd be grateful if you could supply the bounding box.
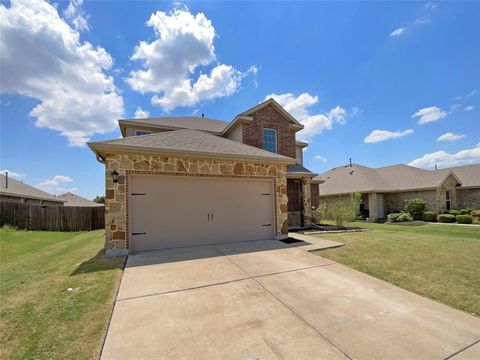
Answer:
[58,192,104,207]
[315,163,480,221]
[0,173,64,206]
[88,99,321,256]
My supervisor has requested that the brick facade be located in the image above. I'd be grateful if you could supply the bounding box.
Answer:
[104,153,289,256]
[242,104,296,158]
[457,188,480,209]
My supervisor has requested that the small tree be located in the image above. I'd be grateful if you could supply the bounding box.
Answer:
[93,195,105,204]
[329,202,352,228]
[314,204,327,224]
[405,198,426,220]
[350,192,362,221]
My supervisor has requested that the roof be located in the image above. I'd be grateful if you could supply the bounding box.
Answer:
[0,174,65,203]
[240,98,304,131]
[315,163,480,196]
[57,192,104,207]
[287,164,317,178]
[119,116,228,135]
[89,129,296,164]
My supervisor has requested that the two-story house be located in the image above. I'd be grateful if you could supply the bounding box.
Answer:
[89,98,320,256]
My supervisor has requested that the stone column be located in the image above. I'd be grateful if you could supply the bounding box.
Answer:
[302,178,312,226]
[368,192,378,222]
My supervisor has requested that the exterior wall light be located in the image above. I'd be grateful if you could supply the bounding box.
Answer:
[110,170,119,183]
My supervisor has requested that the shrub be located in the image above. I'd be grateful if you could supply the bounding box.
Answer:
[471,210,480,219]
[448,209,461,216]
[460,208,475,215]
[387,213,401,222]
[387,212,412,222]
[405,198,426,220]
[423,211,437,222]
[456,215,473,224]
[438,214,456,223]
[329,202,352,227]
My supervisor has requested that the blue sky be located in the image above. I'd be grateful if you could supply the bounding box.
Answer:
[1,0,479,200]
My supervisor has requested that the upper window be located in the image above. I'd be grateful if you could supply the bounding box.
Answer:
[135,130,152,136]
[263,128,277,153]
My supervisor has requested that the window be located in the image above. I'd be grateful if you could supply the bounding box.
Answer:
[263,128,277,153]
[445,190,451,210]
[135,130,152,136]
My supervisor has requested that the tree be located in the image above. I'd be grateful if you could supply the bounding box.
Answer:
[93,195,105,204]
[350,192,362,221]
[405,198,426,220]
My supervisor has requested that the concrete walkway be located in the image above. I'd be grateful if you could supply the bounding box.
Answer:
[102,240,480,360]
[288,232,344,251]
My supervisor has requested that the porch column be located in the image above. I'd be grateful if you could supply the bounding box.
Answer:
[302,178,312,225]
[368,192,378,222]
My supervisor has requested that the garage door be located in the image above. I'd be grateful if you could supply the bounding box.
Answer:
[128,175,275,252]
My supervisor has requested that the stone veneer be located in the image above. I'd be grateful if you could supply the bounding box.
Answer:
[104,152,289,255]
[457,188,480,209]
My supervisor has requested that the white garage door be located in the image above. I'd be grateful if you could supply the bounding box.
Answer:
[128,175,275,252]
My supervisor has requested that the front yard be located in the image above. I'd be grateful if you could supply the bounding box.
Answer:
[313,222,480,316]
[0,228,125,359]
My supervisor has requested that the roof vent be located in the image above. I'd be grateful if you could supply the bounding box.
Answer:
[349,171,354,175]
[201,113,205,118]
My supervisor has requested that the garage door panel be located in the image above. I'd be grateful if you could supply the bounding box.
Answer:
[129,175,275,252]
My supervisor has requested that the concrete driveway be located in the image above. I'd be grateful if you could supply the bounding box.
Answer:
[102,240,480,360]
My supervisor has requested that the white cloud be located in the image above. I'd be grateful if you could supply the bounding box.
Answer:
[436,132,465,142]
[364,129,414,144]
[390,28,405,37]
[1,169,25,179]
[467,89,477,97]
[314,155,327,163]
[464,105,475,111]
[127,8,255,111]
[450,104,461,112]
[412,106,447,124]
[425,2,437,10]
[64,0,90,32]
[134,106,150,118]
[264,93,353,141]
[409,143,480,169]
[415,17,431,25]
[0,0,124,146]
[37,175,78,194]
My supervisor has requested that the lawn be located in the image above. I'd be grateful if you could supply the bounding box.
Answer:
[312,222,480,316]
[0,228,125,360]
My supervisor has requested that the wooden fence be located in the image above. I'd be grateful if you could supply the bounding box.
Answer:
[0,202,105,231]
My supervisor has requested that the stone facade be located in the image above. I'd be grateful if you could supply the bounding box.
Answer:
[104,152,289,255]
[383,190,438,214]
[242,104,296,158]
[457,188,480,209]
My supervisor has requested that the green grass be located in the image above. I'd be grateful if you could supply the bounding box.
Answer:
[312,221,480,316]
[0,228,125,360]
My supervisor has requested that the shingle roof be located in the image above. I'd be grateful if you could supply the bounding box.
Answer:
[287,164,317,176]
[315,163,480,195]
[119,116,228,133]
[0,174,65,203]
[88,129,296,164]
[57,192,104,207]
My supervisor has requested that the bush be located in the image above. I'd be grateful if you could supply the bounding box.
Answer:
[456,215,473,224]
[387,212,412,222]
[460,208,475,215]
[438,214,456,223]
[471,210,480,219]
[405,198,426,220]
[448,209,461,216]
[423,211,437,222]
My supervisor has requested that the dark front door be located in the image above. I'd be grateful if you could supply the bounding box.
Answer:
[287,179,304,227]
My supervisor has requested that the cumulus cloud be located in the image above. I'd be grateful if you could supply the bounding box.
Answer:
[364,129,414,144]
[464,105,475,111]
[37,175,78,194]
[415,17,431,25]
[1,169,25,179]
[134,106,150,118]
[390,28,405,37]
[425,2,437,10]
[436,132,465,142]
[0,0,124,146]
[409,143,480,169]
[412,106,447,124]
[264,93,355,141]
[64,0,90,32]
[127,8,256,111]
[314,155,327,163]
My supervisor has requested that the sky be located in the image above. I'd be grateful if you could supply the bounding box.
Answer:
[1,0,479,200]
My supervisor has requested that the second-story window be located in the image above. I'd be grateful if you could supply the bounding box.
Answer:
[263,128,277,153]
[135,130,152,136]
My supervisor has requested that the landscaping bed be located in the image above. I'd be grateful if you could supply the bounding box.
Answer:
[289,223,368,234]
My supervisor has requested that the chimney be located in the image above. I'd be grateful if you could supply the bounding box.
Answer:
[5,171,8,188]
[349,158,352,167]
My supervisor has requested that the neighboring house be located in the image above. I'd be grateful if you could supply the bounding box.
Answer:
[88,98,320,255]
[315,163,480,221]
[57,192,104,207]
[0,173,64,206]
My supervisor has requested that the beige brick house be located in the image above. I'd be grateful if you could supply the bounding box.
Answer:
[88,99,320,256]
[315,163,480,221]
